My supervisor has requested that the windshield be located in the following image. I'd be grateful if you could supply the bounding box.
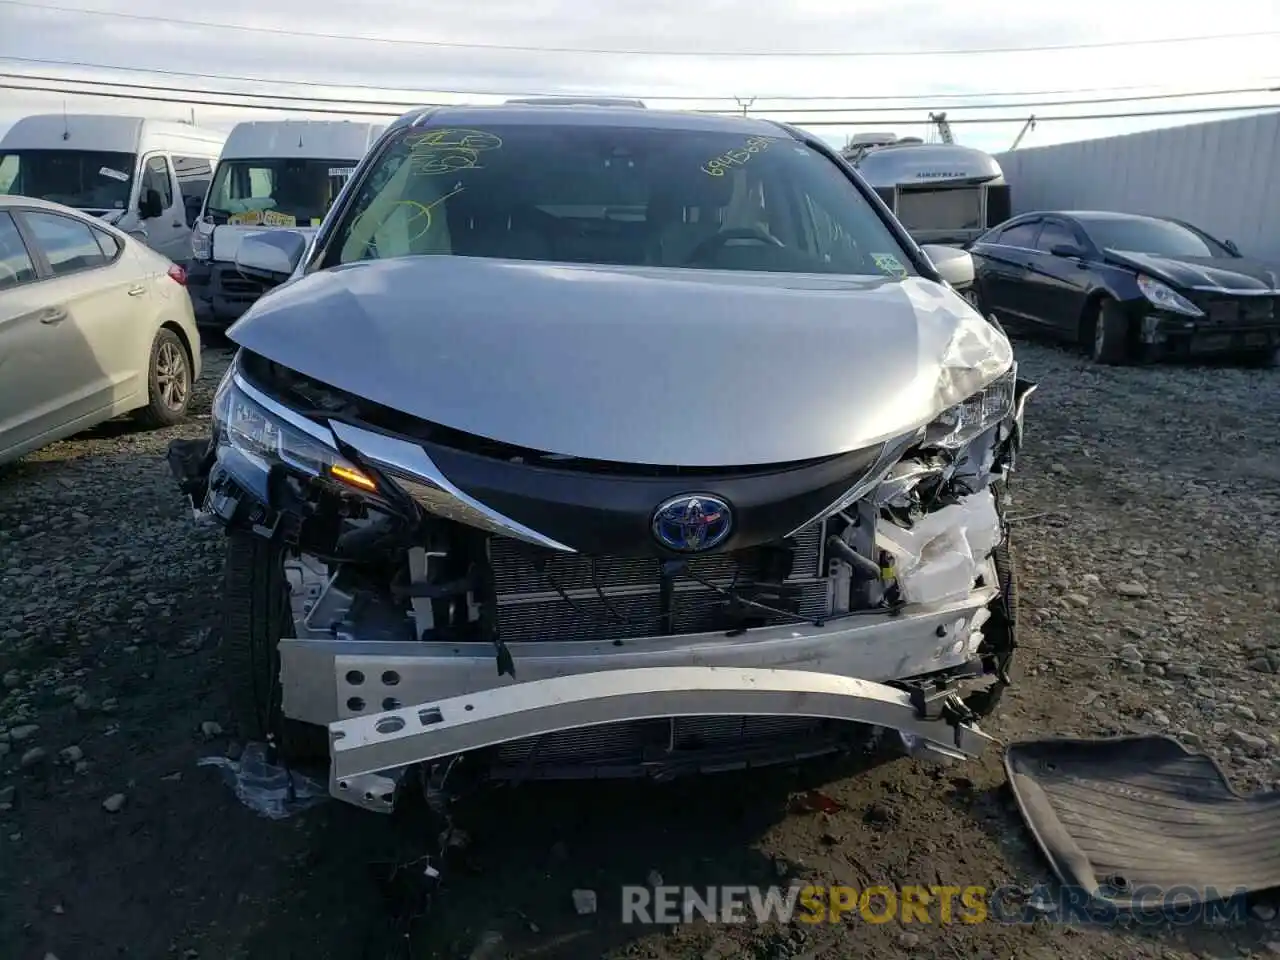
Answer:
[1082,216,1233,258]
[325,123,916,278]
[0,149,136,210]
[205,158,356,227]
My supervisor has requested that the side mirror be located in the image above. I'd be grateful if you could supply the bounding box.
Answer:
[1050,243,1088,260]
[921,243,975,289]
[1224,238,1240,256]
[138,189,164,220]
[235,230,308,282]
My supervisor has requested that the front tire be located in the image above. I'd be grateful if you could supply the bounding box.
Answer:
[136,327,192,428]
[1087,298,1131,365]
[964,537,1019,719]
[221,531,326,762]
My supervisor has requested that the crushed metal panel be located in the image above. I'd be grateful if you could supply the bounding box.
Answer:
[328,666,994,780]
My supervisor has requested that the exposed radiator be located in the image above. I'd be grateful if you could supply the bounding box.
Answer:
[488,523,829,644]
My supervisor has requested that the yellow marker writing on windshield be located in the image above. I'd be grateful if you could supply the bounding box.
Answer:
[407,129,503,176]
[380,184,466,244]
[702,136,775,177]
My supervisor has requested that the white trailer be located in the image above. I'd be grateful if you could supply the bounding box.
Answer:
[844,136,1011,247]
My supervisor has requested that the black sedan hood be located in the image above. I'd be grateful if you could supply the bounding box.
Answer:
[1104,250,1280,293]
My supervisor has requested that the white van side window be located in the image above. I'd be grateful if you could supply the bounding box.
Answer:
[173,156,213,203]
[143,156,174,207]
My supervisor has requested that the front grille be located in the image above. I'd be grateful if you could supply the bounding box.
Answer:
[489,523,829,644]
[213,264,268,299]
[1205,296,1277,326]
[487,715,847,778]
[477,525,853,775]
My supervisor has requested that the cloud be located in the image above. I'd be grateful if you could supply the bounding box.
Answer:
[0,0,1278,152]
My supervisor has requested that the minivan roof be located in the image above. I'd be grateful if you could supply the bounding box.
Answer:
[219,120,387,161]
[387,102,792,137]
[0,114,226,154]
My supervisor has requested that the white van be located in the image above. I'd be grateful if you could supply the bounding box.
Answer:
[187,120,384,327]
[0,114,225,265]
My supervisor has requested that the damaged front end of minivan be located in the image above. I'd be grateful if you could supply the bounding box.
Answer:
[168,258,1035,816]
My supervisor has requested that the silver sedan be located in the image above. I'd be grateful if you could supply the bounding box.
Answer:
[0,195,202,466]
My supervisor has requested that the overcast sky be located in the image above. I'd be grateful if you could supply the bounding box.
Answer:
[1,0,1278,154]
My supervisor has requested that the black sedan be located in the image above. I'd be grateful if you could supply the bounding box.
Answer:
[968,210,1280,365]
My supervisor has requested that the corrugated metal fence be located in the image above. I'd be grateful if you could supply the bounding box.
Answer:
[996,111,1280,261]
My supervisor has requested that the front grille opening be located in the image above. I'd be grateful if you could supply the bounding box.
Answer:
[488,523,828,644]
[482,715,860,780]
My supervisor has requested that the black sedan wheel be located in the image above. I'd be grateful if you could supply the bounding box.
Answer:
[1088,298,1131,365]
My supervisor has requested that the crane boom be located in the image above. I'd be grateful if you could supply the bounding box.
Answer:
[927,112,955,144]
[1009,116,1037,151]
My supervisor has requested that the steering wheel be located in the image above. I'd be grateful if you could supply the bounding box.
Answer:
[685,226,784,263]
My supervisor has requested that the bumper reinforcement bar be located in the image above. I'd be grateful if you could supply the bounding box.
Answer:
[328,665,995,786]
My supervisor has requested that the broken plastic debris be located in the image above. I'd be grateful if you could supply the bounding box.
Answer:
[788,789,845,815]
[197,741,327,820]
[877,489,1001,605]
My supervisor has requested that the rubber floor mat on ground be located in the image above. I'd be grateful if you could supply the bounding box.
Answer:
[1004,735,1280,909]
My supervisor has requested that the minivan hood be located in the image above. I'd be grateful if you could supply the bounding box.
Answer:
[228,256,1010,467]
[1105,249,1280,293]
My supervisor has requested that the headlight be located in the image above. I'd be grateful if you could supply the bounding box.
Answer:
[1137,274,1203,317]
[924,367,1017,450]
[212,367,377,493]
[191,226,212,262]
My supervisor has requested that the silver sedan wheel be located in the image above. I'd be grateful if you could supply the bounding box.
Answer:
[156,339,189,412]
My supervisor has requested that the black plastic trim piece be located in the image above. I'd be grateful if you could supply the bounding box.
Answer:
[423,439,882,556]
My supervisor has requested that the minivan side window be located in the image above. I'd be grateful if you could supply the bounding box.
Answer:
[0,211,36,289]
[23,211,110,276]
[173,156,213,202]
[173,155,213,226]
[143,156,174,207]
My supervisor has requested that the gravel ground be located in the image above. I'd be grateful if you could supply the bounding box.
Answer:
[2,339,1279,960]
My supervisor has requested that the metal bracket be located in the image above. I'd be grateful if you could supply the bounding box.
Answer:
[330,766,404,814]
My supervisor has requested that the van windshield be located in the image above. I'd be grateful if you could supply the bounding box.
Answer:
[205,158,355,227]
[324,123,916,278]
[0,149,136,210]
